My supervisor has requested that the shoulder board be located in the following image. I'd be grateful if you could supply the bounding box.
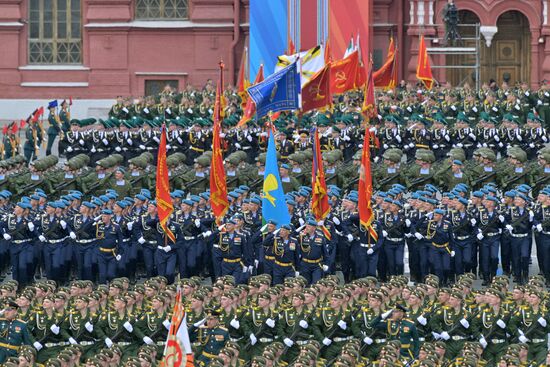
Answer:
[16,319,27,323]
[218,326,228,331]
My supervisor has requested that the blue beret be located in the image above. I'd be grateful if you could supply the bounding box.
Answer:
[182,199,194,206]
[171,191,184,199]
[150,200,157,206]
[242,198,250,204]
[16,202,30,209]
[34,189,44,194]
[516,186,530,194]
[458,198,469,206]
[516,193,530,202]
[485,195,499,203]
[452,159,463,165]
[281,164,290,170]
[329,190,341,198]
[99,195,110,203]
[105,193,117,200]
[306,218,318,226]
[30,195,40,201]
[93,198,104,206]
[101,209,113,215]
[82,201,95,209]
[518,184,531,191]
[392,200,403,208]
[20,196,30,203]
[135,194,147,201]
[189,195,200,202]
[434,208,446,215]
[140,189,152,200]
[383,197,393,203]
[392,184,406,191]
[250,198,261,205]
[286,199,296,206]
[239,185,250,191]
[472,191,484,198]
[427,198,438,205]
[228,192,239,199]
[425,184,438,193]
[199,193,210,200]
[234,189,245,194]
[266,219,277,226]
[505,191,516,198]
[301,187,312,193]
[411,193,420,199]
[115,201,127,208]
[378,192,388,198]
[46,202,57,208]
[57,200,68,209]
[280,224,292,230]
[447,194,456,200]
[1,190,12,197]
[348,196,359,203]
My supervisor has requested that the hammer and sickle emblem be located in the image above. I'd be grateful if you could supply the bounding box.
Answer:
[263,174,278,207]
[335,71,347,89]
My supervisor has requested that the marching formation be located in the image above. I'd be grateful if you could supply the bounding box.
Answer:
[1,79,550,366]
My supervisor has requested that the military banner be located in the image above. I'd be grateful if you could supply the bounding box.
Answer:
[160,289,194,367]
[156,124,175,243]
[330,50,359,95]
[301,62,331,113]
[416,35,434,90]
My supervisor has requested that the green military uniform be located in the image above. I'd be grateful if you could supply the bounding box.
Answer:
[191,312,230,367]
[509,303,549,364]
[134,308,169,356]
[311,297,352,361]
[95,302,138,360]
[275,301,313,362]
[351,304,385,361]
[429,304,471,359]
[370,305,420,360]
[28,309,70,363]
[0,310,34,363]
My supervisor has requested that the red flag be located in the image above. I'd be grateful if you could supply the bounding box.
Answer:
[374,36,398,89]
[237,47,250,110]
[156,124,176,243]
[237,65,264,127]
[311,128,330,221]
[270,111,282,122]
[330,51,360,94]
[2,125,7,135]
[11,123,17,135]
[19,119,26,129]
[69,97,73,106]
[416,35,434,90]
[210,62,229,221]
[302,63,332,113]
[324,39,331,64]
[31,107,44,123]
[358,127,378,241]
[362,58,377,120]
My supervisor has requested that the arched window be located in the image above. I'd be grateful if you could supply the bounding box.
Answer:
[135,0,189,20]
[29,0,82,64]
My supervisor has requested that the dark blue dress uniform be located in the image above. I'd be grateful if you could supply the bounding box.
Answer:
[297,224,328,284]
[0,208,36,287]
[262,229,300,285]
[71,211,97,281]
[534,204,550,283]
[215,226,251,284]
[95,213,124,284]
[449,207,475,275]
[505,204,533,284]
[342,214,383,278]
[37,209,73,282]
[175,208,207,278]
[381,210,407,276]
[154,219,181,284]
[475,202,503,284]
[112,213,133,277]
[0,313,34,362]
[424,212,453,284]
[135,213,161,278]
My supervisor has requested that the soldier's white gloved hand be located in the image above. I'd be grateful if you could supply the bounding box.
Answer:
[538,317,547,327]
[105,338,113,348]
[417,315,427,326]
[382,230,388,238]
[322,265,329,272]
[50,324,60,334]
[381,310,393,320]
[332,217,340,225]
[69,337,78,345]
[496,319,506,329]
[70,232,77,240]
[123,321,133,332]
[127,222,133,231]
[163,319,171,330]
[194,219,201,228]
[193,318,206,328]
[33,341,43,351]
[60,220,67,229]
[283,338,294,347]
[505,225,513,233]
[299,320,308,329]
[337,320,347,330]
[250,334,257,345]
[28,222,35,231]
[3,233,11,241]
[138,237,146,244]
[85,322,93,332]
[477,233,484,241]
[266,318,275,328]
[440,332,450,340]
[405,219,411,227]
[242,266,248,273]
[470,219,476,226]
[479,337,487,348]
[363,336,373,345]
[295,271,300,277]
[519,335,529,343]
[414,232,423,240]
[498,215,505,223]
[346,234,354,242]
[202,231,212,238]
[367,249,374,255]
[115,146,122,152]
[115,255,122,261]
[230,318,240,329]
[450,251,456,257]
[537,224,543,232]
[143,336,154,345]
[322,337,332,346]
[39,235,46,242]
[460,319,469,329]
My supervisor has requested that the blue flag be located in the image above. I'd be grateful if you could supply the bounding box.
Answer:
[247,61,301,119]
[262,130,291,227]
[47,100,58,109]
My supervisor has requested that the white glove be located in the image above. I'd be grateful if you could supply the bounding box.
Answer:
[367,248,374,255]
[123,321,133,332]
[69,337,78,345]
[538,317,547,327]
[283,338,294,347]
[60,220,67,229]
[299,320,308,329]
[529,211,534,222]
[163,246,171,253]
[494,134,500,142]
[230,318,240,329]
[417,315,427,326]
[250,334,257,345]
[347,234,354,242]
[2,233,10,241]
[242,266,248,273]
[163,319,171,330]
[70,232,76,240]
[381,310,393,320]
[254,259,259,268]
[248,266,254,273]
[440,331,450,340]
[506,224,513,233]
[66,146,74,152]
[337,320,347,330]
[432,332,441,340]
[383,143,389,150]
[39,235,46,242]
[247,135,253,142]
[322,337,332,346]
[414,232,423,240]
[91,146,97,153]
[498,215,505,223]
[470,219,477,226]
[33,341,43,351]
[479,337,488,349]
[78,139,85,146]
[477,233,484,240]
[333,217,340,225]
[322,265,329,272]
[50,324,60,335]
[177,137,183,144]
[235,143,242,149]
[460,319,470,329]
[382,230,388,237]
[143,336,154,345]
[298,218,305,226]
[115,255,122,261]
[127,138,133,145]
[468,133,476,140]
[537,224,543,232]
[202,231,212,238]
[405,219,411,227]
[193,318,206,328]
[295,271,300,277]
[138,237,146,244]
[444,134,451,142]
[127,222,133,231]
[28,222,35,231]
[450,251,456,257]
[363,336,373,345]
[105,338,113,348]
[139,144,146,150]
[396,135,402,142]
[496,319,506,329]
[115,146,122,152]
[194,218,201,227]
[85,322,93,332]
[266,318,275,328]
[519,335,529,343]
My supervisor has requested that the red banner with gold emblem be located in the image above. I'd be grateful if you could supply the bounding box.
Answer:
[302,63,332,113]
[156,124,175,243]
[330,51,359,95]
[416,35,434,90]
